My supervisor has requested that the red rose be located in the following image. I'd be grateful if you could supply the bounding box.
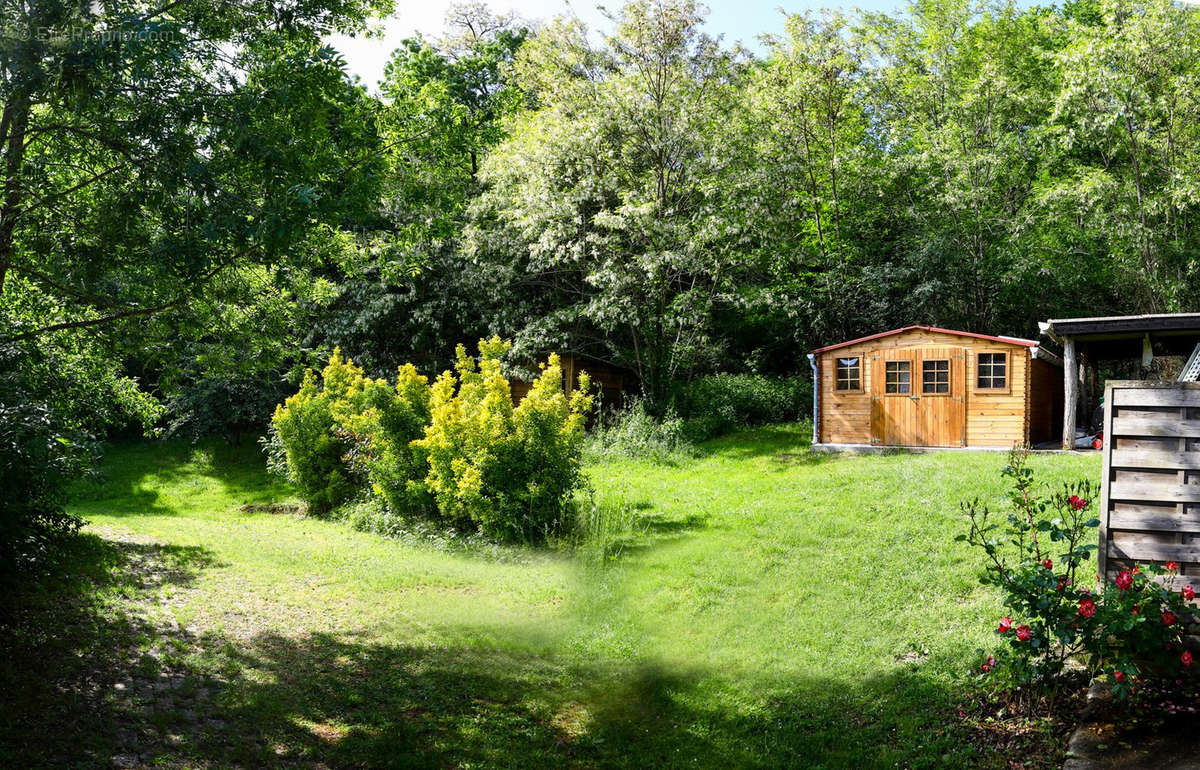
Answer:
[1016,625,1031,642]
[1078,599,1097,618]
[1163,611,1178,626]
[1184,586,1196,601]
[1183,651,1194,668]
[1116,570,1134,590]
[1068,495,1087,510]
[1056,580,1065,591]
[1133,567,1141,575]
[1166,561,1180,572]
[1132,606,1140,615]
[1114,670,1126,683]
[997,617,1012,633]
[1042,558,1053,570]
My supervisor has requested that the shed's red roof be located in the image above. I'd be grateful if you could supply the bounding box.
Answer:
[810,325,1038,355]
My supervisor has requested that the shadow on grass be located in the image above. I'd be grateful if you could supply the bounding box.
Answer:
[0,534,1034,769]
[0,533,221,767]
[183,637,995,769]
[69,439,294,518]
[694,424,834,469]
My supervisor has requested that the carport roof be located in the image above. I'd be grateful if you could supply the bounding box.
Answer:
[1041,313,1200,358]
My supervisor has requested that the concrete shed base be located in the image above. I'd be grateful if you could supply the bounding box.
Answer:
[811,443,1088,455]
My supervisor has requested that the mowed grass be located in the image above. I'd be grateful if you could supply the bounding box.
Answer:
[4,427,1100,768]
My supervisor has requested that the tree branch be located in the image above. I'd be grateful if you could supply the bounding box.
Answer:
[1,261,233,342]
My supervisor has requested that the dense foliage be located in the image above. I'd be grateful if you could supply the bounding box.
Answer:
[961,450,1196,713]
[585,398,694,463]
[0,0,388,569]
[0,340,158,580]
[419,338,593,540]
[674,374,811,441]
[268,349,373,514]
[458,0,1200,395]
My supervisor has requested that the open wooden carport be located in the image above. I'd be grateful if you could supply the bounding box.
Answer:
[1040,313,1200,449]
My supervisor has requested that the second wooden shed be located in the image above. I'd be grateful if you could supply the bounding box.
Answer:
[808,326,1063,449]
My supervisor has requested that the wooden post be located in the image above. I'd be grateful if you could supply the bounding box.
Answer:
[1081,353,1092,431]
[1063,336,1078,450]
[1096,382,1113,581]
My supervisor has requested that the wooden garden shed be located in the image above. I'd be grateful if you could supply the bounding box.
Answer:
[808,326,1063,449]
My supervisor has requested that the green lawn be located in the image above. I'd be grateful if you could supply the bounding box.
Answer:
[3,427,1100,768]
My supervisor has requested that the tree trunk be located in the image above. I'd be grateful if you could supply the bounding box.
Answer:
[1063,336,1078,450]
[0,92,31,295]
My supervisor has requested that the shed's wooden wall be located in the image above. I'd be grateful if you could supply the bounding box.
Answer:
[965,347,1028,448]
[510,354,628,407]
[816,329,1033,447]
[1099,382,1200,595]
[817,347,871,444]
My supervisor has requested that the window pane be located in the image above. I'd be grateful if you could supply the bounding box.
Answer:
[977,353,1007,389]
[885,361,911,394]
[836,357,860,391]
[923,360,950,394]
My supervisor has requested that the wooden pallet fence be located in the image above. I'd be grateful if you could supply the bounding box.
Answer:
[1099,381,1200,594]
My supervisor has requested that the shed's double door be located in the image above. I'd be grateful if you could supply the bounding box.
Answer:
[869,347,966,447]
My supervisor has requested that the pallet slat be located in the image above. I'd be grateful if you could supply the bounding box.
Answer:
[1111,415,1200,438]
[1109,482,1200,503]
[1112,388,1200,408]
[1111,448,1200,470]
[1108,541,1200,563]
[1109,510,1200,533]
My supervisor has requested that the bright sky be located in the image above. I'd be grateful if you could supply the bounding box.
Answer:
[328,0,916,91]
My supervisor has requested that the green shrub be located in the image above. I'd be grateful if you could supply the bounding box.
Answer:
[0,397,88,575]
[416,337,593,541]
[165,373,290,445]
[342,363,433,515]
[1,340,159,580]
[675,373,811,440]
[268,348,376,514]
[585,397,694,463]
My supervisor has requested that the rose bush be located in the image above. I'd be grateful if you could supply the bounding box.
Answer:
[960,449,1195,712]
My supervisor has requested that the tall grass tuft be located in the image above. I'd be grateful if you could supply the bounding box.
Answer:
[571,491,647,564]
[584,398,694,463]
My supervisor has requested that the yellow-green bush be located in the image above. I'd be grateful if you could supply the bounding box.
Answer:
[342,364,432,515]
[269,349,376,514]
[416,337,593,541]
[271,339,592,540]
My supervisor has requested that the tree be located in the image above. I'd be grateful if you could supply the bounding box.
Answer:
[0,0,387,339]
[742,10,875,352]
[852,0,1065,334]
[0,0,390,569]
[308,2,529,375]
[1045,0,1200,311]
[470,0,751,403]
